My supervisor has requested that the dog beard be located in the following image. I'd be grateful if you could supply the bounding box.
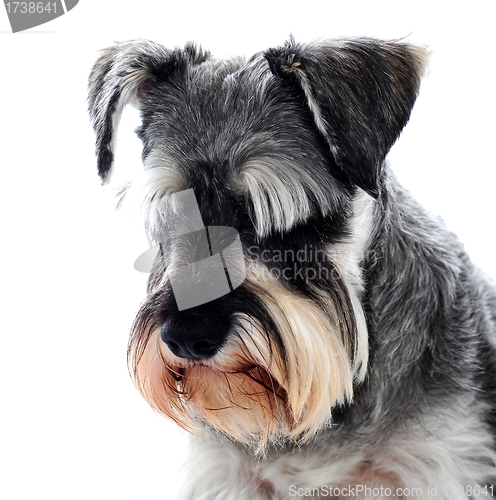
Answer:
[128,263,368,453]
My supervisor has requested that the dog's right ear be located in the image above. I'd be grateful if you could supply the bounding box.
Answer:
[88,40,210,184]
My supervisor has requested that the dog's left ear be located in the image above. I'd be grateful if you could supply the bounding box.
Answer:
[88,39,210,184]
[264,38,429,198]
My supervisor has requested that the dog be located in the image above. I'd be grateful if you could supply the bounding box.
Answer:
[88,37,496,499]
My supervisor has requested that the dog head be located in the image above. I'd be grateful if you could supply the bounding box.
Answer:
[88,37,427,452]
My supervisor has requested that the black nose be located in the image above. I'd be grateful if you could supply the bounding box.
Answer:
[160,315,228,360]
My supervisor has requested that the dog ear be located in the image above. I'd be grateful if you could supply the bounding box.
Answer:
[264,38,429,198]
[88,40,210,184]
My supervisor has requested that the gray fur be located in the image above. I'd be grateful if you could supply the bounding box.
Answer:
[88,37,496,498]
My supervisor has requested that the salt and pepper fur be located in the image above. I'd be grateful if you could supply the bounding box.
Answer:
[88,37,496,498]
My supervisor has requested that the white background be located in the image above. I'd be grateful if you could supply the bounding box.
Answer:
[1,1,495,499]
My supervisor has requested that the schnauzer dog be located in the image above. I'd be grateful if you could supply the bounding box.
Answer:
[88,38,496,499]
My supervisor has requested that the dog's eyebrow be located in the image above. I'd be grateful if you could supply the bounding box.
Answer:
[238,155,343,237]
